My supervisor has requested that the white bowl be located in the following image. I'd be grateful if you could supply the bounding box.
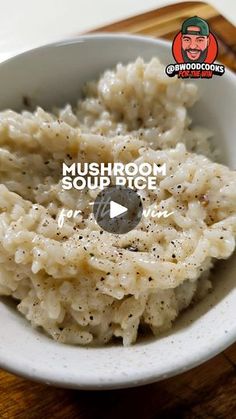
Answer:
[0,34,236,390]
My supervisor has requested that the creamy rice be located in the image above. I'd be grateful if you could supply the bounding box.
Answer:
[0,57,236,346]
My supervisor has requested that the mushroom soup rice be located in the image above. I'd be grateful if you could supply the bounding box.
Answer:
[0,58,236,346]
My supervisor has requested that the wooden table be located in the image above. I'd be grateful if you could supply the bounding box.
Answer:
[1,2,236,418]
[0,344,236,418]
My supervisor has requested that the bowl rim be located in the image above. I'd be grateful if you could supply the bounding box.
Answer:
[0,324,236,390]
[1,32,236,80]
[0,33,236,390]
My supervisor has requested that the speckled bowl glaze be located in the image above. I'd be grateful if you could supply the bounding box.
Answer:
[0,34,236,390]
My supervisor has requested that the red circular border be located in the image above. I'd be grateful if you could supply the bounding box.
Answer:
[172,32,218,64]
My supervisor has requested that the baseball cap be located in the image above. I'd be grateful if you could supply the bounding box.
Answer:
[181,16,210,36]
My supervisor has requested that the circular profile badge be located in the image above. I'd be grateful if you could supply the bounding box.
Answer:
[165,15,225,78]
[172,16,218,64]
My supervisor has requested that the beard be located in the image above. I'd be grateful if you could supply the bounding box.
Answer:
[182,47,208,63]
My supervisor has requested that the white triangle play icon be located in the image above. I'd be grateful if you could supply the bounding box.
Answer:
[110,201,128,219]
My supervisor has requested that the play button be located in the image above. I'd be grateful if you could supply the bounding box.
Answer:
[93,186,143,234]
[110,201,127,219]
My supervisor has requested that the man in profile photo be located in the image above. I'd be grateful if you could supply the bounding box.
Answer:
[181,16,210,63]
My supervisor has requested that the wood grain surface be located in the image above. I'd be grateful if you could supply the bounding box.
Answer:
[0,345,236,418]
[93,1,236,71]
[1,2,236,418]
